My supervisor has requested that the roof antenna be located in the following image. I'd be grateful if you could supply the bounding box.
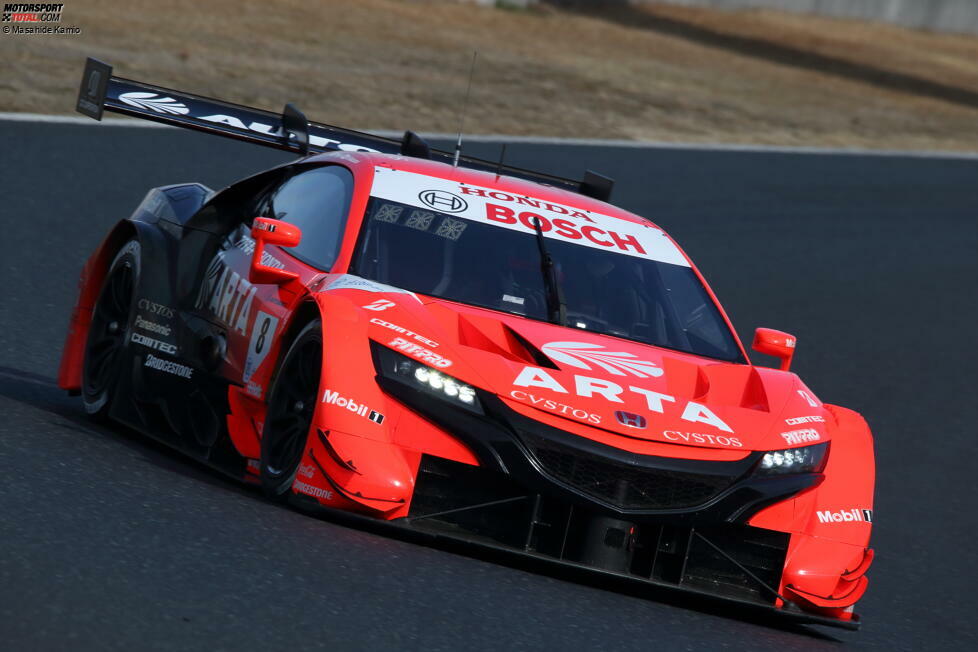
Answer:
[494,143,508,181]
[453,51,478,168]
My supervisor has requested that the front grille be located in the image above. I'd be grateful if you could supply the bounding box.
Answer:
[521,433,734,510]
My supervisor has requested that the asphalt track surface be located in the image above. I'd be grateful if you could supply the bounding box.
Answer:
[1,121,976,651]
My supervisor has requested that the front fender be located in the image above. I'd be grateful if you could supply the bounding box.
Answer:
[225,291,422,516]
[797,404,875,544]
[749,403,875,611]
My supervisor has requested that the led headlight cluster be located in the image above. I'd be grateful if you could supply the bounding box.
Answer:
[375,344,483,413]
[756,442,828,475]
[406,364,476,405]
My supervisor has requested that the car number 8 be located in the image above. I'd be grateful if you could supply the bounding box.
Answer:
[255,316,271,354]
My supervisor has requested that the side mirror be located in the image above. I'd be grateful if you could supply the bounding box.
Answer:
[752,327,796,371]
[249,217,301,285]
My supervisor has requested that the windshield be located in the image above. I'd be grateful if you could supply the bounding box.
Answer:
[351,176,742,362]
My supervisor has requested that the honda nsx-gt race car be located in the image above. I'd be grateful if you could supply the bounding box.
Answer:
[59,59,875,629]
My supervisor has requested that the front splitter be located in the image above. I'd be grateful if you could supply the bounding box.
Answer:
[290,493,860,632]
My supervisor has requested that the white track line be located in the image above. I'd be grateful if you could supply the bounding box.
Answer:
[0,112,166,127]
[3,112,976,160]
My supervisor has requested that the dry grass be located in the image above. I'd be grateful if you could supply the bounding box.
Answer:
[1,0,977,150]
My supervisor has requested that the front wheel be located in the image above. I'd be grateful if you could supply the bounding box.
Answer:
[260,319,322,501]
[82,239,140,419]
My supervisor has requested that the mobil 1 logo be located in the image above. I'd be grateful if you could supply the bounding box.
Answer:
[243,311,279,383]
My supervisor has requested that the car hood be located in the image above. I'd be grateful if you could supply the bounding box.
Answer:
[324,277,829,454]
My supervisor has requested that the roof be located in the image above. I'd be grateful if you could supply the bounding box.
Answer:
[309,151,659,231]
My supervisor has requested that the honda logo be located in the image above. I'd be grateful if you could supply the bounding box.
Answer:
[615,411,647,429]
[418,190,468,213]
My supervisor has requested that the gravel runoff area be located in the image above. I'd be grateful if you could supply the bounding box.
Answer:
[0,0,976,151]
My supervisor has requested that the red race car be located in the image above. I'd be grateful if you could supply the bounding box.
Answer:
[60,59,875,629]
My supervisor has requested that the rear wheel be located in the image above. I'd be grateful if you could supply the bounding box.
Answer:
[82,240,139,419]
[260,319,322,501]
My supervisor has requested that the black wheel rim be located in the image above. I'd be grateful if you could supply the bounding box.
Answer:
[264,338,321,479]
[83,260,134,399]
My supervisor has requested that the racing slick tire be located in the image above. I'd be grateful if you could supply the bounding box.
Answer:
[82,239,140,420]
[260,319,322,502]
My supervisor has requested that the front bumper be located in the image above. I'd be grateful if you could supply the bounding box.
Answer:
[363,374,856,629]
[377,374,821,523]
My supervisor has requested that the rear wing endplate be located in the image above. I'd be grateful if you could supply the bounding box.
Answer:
[75,57,613,199]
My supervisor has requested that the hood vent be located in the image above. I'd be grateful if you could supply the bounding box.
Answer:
[693,367,711,401]
[503,325,559,369]
[739,367,771,412]
[456,314,558,368]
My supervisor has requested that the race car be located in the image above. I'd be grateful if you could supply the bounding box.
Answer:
[59,58,874,629]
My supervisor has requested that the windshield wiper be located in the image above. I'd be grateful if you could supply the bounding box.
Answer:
[531,217,567,326]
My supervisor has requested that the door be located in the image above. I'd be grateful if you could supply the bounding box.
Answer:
[194,164,356,396]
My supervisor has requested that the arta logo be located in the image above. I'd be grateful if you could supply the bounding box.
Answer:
[418,190,468,213]
[119,92,190,115]
[541,341,663,378]
[614,411,647,429]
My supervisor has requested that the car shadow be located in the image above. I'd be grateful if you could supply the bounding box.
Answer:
[0,365,256,498]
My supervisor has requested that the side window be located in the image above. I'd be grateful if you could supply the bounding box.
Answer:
[269,165,354,270]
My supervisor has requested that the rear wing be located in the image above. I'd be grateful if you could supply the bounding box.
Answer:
[75,58,614,200]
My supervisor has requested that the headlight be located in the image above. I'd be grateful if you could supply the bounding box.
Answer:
[375,345,483,414]
[755,442,828,475]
